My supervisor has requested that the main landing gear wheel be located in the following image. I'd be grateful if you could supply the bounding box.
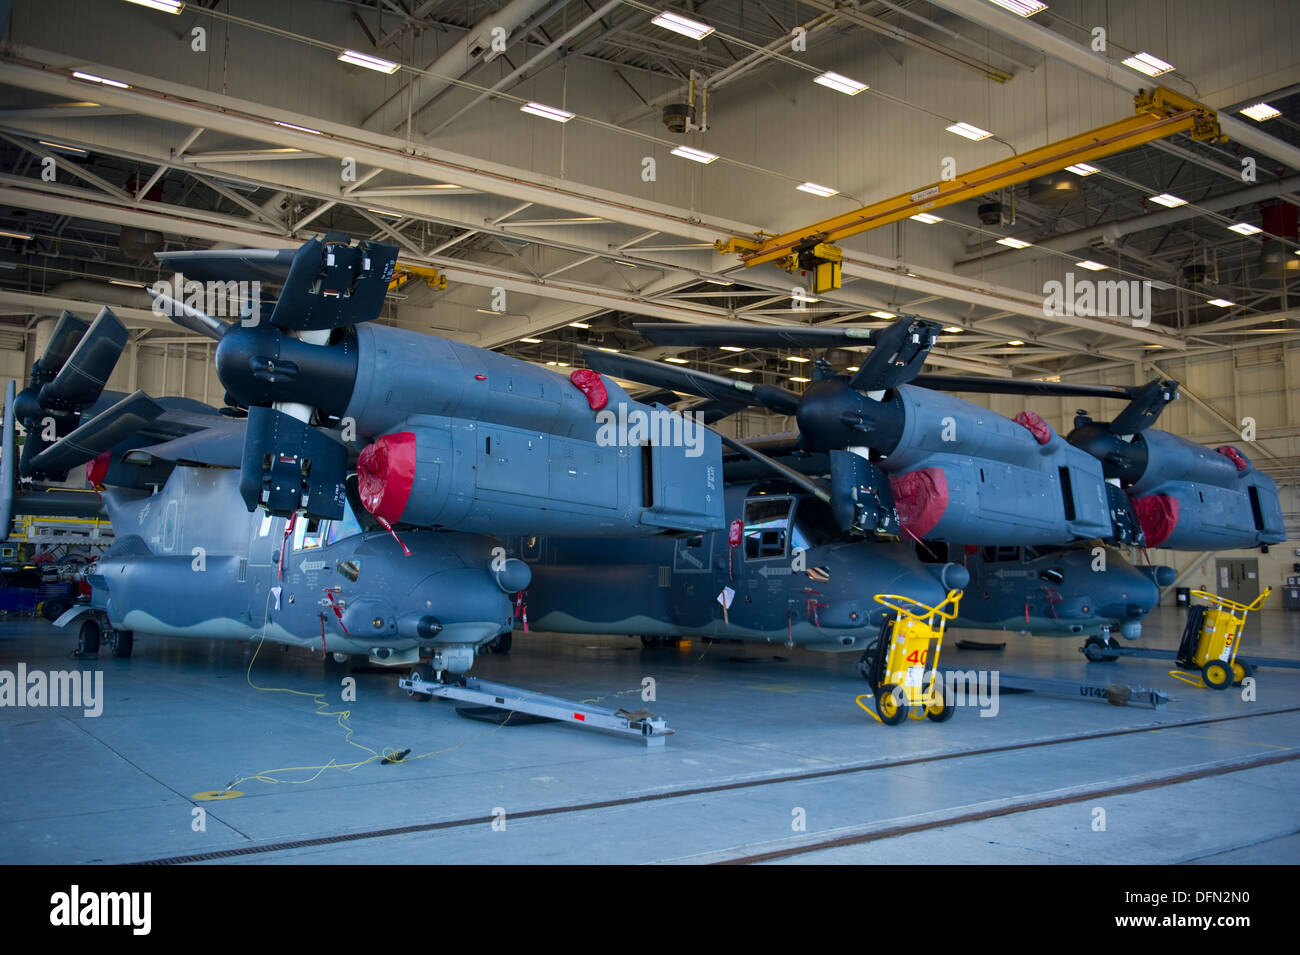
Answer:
[486,631,512,654]
[407,664,433,702]
[1201,659,1232,690]
[78,618,100,655]
[111,630,134,659]
[875,684,908,725]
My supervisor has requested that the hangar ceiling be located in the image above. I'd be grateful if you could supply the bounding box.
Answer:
[0,0,1296,430]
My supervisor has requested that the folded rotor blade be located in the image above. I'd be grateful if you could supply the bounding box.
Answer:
[847,317,939,391]
[715,431,831,504]
[28,390,164,474]
[34,312,90,379]
[39,307,128,410]
[155,247,299,283]
[148,288,229,342]
[911,374,1137,399]
[632,322,882,349]
[580,347,801,416]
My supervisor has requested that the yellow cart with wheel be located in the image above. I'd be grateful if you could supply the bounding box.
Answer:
[858,590,963,725]
[1171,587,1271,690]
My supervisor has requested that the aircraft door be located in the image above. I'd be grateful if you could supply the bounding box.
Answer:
[731,496,795,632]
[670,532,715,627]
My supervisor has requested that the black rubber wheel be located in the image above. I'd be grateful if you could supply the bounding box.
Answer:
[406,665,433,702]
[488,630,513,654]
[1232,658,1254,685]
[111,629,133,659]
[323,652,351,669]
[41,599,70,623]
[875,684,908,725]
[640,635,662,648]
[926,687,956,723]
[1082,636,1112,662]
[1202,659,1232,690]
[78,618,100,655]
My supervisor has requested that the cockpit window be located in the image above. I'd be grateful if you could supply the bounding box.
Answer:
[981,545,1021,563]
[744,497,792,560]
[325,501,363,546]
[790,496,840,551]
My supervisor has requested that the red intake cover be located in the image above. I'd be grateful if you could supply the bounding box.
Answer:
[357,431,417,523]
[728,518,743,547]
[1014,410,1052,445]
[86,452,111,487]
[1133,494,1179,548]
[569,369,608,411]
[889,467,949,539]
[1215,445,1250,471]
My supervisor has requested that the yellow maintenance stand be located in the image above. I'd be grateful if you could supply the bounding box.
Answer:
[857,590,962,725]
[1171,587,1271,690]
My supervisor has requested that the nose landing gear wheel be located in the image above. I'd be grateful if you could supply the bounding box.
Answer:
[875,684,908,725]
[407,665,433,702]
[77,618,100,655]
[111,630,133,659]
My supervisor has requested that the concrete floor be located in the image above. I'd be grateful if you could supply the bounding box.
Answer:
[0,605,1297,864]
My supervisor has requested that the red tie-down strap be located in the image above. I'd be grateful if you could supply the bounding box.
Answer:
[323,587,348,634]
[728,518,743,580]
[278,511,297,581]
[1215,445,1250,471]
[1014,410,1053,445]
[514,591,529,632]
[569,369,608,411]
[803,588,826,629]
[374,514,412,557]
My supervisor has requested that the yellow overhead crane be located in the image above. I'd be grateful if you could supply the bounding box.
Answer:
[718,87,1226,293]
[388,263,448,293]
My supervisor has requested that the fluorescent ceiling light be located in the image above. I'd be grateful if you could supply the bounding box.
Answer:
[124,0,184,12]
[1066,162,1098,176]
[616,260,637,267]
[706,278,733,285]
[720,345,746,352]
[108,279,143,287]
[786,356,811,363]
[73,71,130,89]
[946,121,992,141]
[598,347,619,353]
[663,357,689,364]
[813,71,868,95]
[910,212,943,224]
[475,308,500,315]
[797,182,838,197]
[0,229,33,240]
[943,326,963,333]
[846,366,860,372]
[519,337,543,344]
[789,376,811,383]
[274,120,321,135]
[367,208,400,217]
[1006,340,1025,346]
[651,11,714,40]
[729,367,753,374]
[520,101,574,123]
[1208,298,1235,307]
[1122,52,1175,76]
[1075,260,1106,271]
[996,236,1032,249]
[869,310,896,319]
[569,321,591,328]
[1149,193,1186,208]
[1239,103,1281,122]
[38,140,87,155]
[986,0,1047,15]
[338,50,400,74]
[671,145,718,164]
[1228,222,1262,236]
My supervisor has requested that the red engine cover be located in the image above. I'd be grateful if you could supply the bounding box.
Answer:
[1132,494,1179,548]
[1014,410,1052,445]
[356,431,417,523]
[85,452,111,487]
[889,467,949,539]
[569,368,609,411]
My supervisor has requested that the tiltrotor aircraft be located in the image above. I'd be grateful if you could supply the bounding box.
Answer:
[584,323,1285,553]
